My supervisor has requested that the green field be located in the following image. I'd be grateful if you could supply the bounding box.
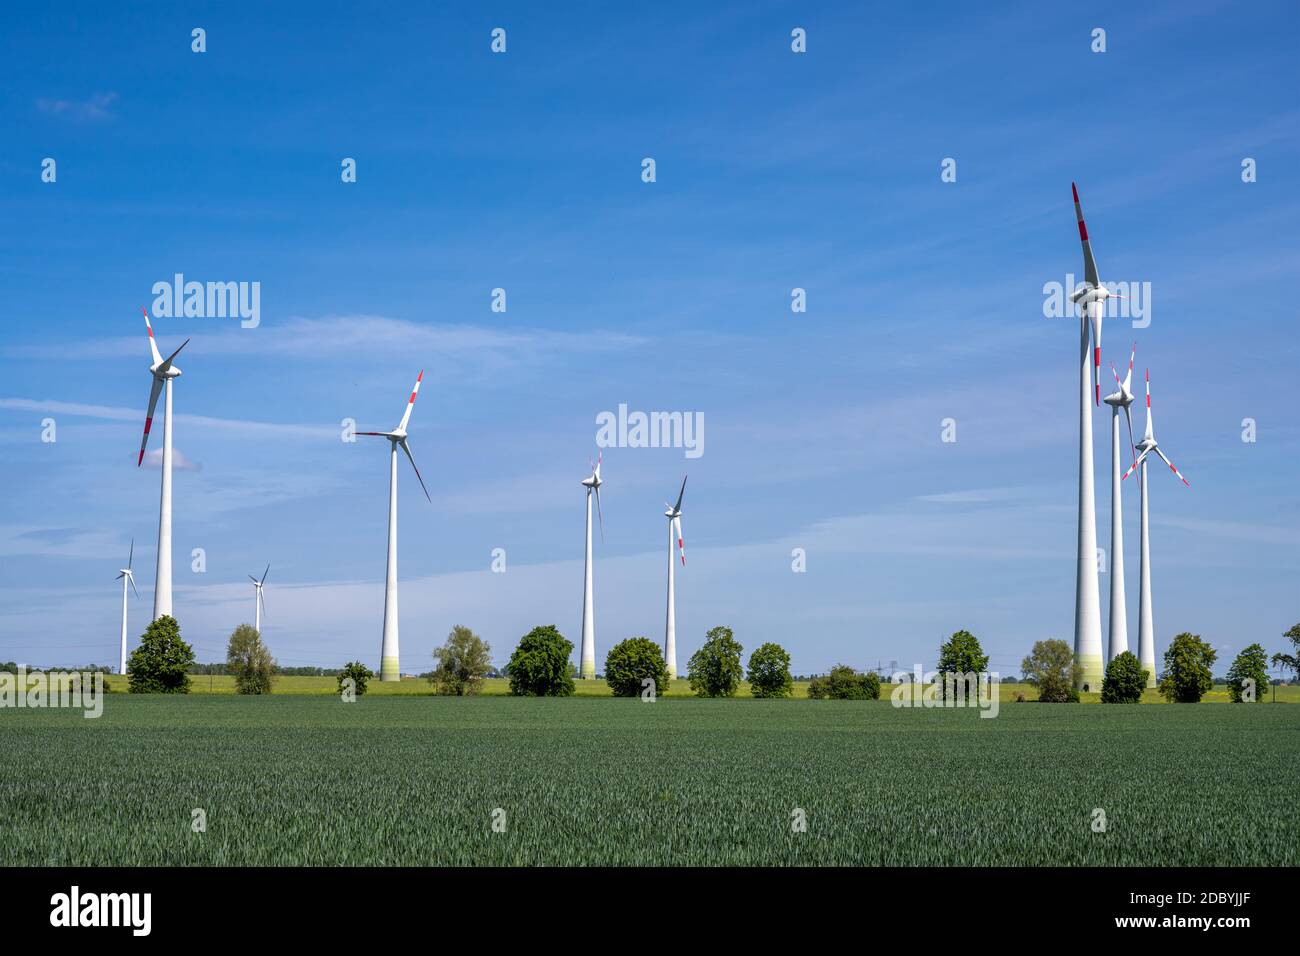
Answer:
[165,674,1300,703]
[3,693,1296,866]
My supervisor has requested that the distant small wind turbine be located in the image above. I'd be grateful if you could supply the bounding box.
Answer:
[1123,368,1190,686]
[579,453,603,679]
[249,564,269,634]
[136,309,190,622]
[355,371,431,681]
[663,475,687,681]
[1103,344,1138,664]
[116,539,139,675]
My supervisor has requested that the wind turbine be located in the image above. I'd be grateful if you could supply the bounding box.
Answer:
[579,453,603,679]
[663,475,687,681]
[116,539,139,675]
[1067,182,1116,691]
[1103,344,1138,664]
[248,564,269,634]
[355,371,430,681]
[136,308,189,621]
[1123,368,1190,687]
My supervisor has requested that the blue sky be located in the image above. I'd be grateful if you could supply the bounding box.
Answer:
[1,1,1297,677]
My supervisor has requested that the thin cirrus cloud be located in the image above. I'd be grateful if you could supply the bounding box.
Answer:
[35,91,118,121]
[0,398,333,439]
[142,447,201,472]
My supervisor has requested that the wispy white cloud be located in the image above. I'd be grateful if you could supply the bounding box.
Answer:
[143,447,201,472]
[36,91,118,121]
[0,398,332,439]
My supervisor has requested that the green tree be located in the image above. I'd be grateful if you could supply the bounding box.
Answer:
[1226,643,1270,703]
[1100,651,1148,703]
[337,661,372,697]
[747,642,794,698]
[1271,623,1300,683]
[1021,639,1080,703]
[226,623,277,694]
[1159,632,1217,703]
[807,664,880,700]
[430,625,493,696]
[938,630,990,701]
[687,626,744,698]
[604,637,669,697]
[127,615,194,693]
[507,625,575,697]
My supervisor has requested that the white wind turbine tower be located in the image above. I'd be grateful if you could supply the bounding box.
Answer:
[579,453,604,680]
[355,371,431,681]
[663,475,687,681]
[116,538,139,675]
[1123,368,1190,687]
[136,308,189,621]
[1103,344,1138,663]
[1067,183,1122,691]
[248,564,269,634]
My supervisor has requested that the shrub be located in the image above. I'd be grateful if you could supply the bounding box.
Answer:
[1226,643,1270,703]
[1100,651,1147,703]
[430,625,493,696]
[337,661,373,697]
[604,637,669,697]
[747,642,794,698]
[127,616,194,694]
[226,623,277,695]
[687,626,744,698]
[1159,633,1217,703]
[1021,639,1080,702]
[508,625,575,697]
[807,664,880,700]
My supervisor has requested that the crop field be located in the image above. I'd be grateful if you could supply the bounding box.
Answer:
[3,695,1297,866]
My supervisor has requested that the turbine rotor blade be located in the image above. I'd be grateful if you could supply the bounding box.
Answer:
[399,438,431,502]
[128,571,139,599]
[1154,447,1190,487]
[159,338,190,372]
[1122,450,1150,481]
[137,377,164,466]
[261,564,270,586]
[397,370,424,432]
[594,485,604,542]
[1123,405,1136,464]
[673,474,687,514]
[1071,182,1100,288]
[143,308,163,366]
[128,537,134,570]
[249,575,259,584]
[673,515,685,565]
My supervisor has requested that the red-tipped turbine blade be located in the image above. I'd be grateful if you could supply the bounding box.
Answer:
[397,370,423,432]
[1154,447,1190,487]
[137,377,163,466]
[142,308,163,366]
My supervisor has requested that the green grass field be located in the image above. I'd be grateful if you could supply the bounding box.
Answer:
[3,693,1296,866]
[172,674,1300,703]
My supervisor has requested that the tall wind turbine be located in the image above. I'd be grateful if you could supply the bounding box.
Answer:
[248,564,269,634]
[136,308,189,621]
[1067,183,1121,691]
[355,371,431,681]
[663,475,687,681]
[1103,344,1138,664]
[1123,369,1190,687]
[579,453,603,680]
[116,539,139,675]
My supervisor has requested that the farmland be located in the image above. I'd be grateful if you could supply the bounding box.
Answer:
[3,694,1297,866]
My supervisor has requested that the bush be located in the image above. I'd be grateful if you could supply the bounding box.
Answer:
[1100,651,1148,703]
[1159,633,1217,703]
[226,624,277,694]
[687,626,744,698]
[337,661,373,697]
[938,630,990,701]
[747,643,794,698]
[604,637,669,697]
[807,664,881,700]
[127,616,194,694]
[1021,639,1080,702]
[431,625,493,696]
[508,625,575,697]
[1226,643,1269,703]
